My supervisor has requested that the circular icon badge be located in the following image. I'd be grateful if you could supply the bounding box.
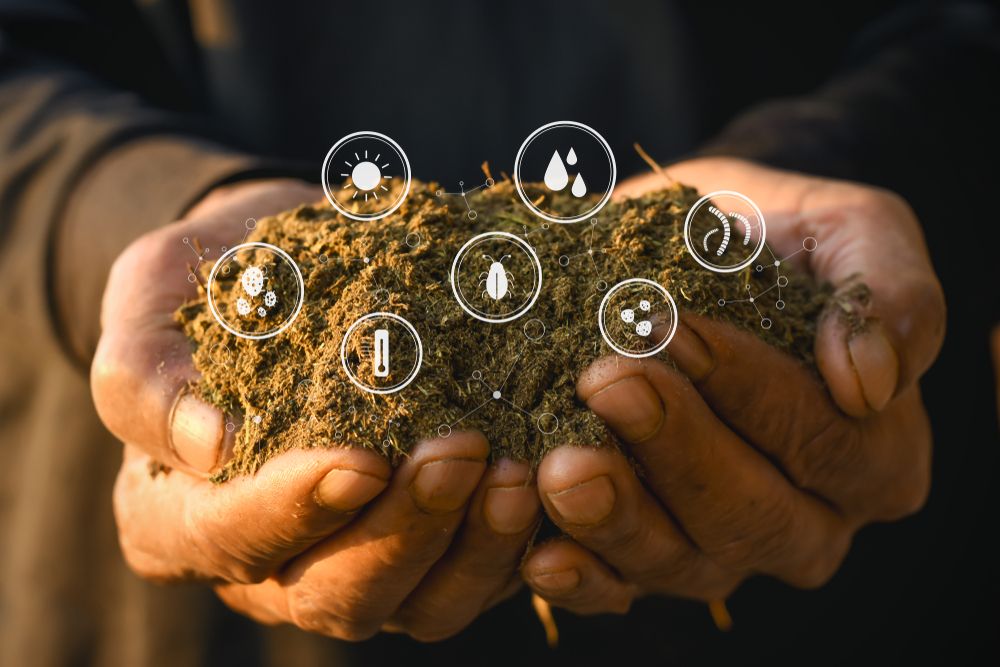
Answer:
[451,231,543,323]
[207,242,305,340]
[341,312,423,394]
[514,121,616,224]
[598,279,678,358]
[684,190,767,273]
[322,131,411,221]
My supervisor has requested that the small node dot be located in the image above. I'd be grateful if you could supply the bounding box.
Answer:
[775,260,781,267]
[749,297,755,303]
[492,390,501,399]
[252,415,262,424]
[587,248,593,255]
[363,256,370,264]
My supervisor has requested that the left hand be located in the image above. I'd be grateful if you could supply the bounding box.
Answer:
[521,158,943,612]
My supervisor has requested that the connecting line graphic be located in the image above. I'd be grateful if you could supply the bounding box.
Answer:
[558,218,615,292]
[437,320,558,438]
[717,236,818,329]
[183,217,257,283]
[436,177,495,219]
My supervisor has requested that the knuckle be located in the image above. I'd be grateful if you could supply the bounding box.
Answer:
[285,584,382,642]
[784,418,860,492]
[703,492,798,572]
[784,527,852,590]
[182,501,270,584]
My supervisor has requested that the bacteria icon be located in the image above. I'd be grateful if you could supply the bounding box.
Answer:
[620,298,653,337]
[480,254,514,301]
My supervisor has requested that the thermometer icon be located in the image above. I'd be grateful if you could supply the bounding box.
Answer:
[373,328,390,378]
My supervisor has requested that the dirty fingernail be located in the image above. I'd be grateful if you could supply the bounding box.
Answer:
[546,475,616,525]
[586,376,664,444]
[410,458,486,513]
[530,569,581,595]
[668,322,714,381]
[171,393,224,472]
[848,322,899,411]
[484,485,540,535]
[314,468,388,512]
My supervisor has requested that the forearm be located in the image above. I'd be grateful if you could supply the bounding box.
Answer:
[698,2,1000,185]
[0,32,297,367]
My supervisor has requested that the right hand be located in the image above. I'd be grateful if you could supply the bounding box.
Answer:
[92,178,541,641]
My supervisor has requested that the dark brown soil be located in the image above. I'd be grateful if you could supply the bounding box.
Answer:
[176,177,829,482]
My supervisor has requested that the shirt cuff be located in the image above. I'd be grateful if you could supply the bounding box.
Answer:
[53,135,301,365]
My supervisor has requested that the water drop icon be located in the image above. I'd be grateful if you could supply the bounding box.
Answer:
[566,148,578,166]
[571,172,587,197]
[544,150,569,191]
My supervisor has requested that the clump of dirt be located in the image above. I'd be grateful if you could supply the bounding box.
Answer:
[177,176,829,482]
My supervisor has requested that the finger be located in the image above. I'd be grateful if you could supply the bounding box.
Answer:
[114,443,390,583]
[93,182,323,471]
[522,539,637,616]
[656,159,944,415]
[578,356,851,588]
[217,432,489,641]
[536,446,738,600]
[666,315,931,519]
[386,458,541,641]
[807,191,945,414]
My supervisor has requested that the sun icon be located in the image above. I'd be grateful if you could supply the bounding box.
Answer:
[341,149,392,202]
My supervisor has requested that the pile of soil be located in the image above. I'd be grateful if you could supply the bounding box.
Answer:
[177,175,829,482]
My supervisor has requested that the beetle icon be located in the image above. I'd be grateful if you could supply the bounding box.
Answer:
[480,254,514,301]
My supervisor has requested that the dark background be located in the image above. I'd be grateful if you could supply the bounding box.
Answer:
[2,1,998,665]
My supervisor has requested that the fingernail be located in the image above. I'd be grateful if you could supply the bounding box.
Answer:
[668,322,714,381]
[848,322,899,411]
[484,486,539,535]
[531,569,581,595]
[546,475,616,525]
[170,393,224,472]
[314,468,388,512]
[409,458,486,514]
[586,376,664,443]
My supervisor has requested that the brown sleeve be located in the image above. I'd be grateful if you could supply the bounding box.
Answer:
[0,38,297,369]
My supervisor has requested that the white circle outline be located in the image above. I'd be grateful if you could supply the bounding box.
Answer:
[683,190,767,273]
[513,121,617,224]
[321,131,412,222]
[206,242,305,340]
[598,278,678,358]
[450,231,543,323]
[340,312,423,395]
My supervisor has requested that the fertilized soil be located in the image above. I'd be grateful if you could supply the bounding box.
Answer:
[177,176,829,482]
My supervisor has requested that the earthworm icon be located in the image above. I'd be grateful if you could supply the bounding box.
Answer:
[706,206,732,256]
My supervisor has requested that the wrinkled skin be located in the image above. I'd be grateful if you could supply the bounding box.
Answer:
[520,158,944,612]
[94,157,944,639]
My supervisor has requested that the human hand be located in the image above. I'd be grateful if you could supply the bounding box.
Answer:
[92,179,541,640]
[521,158,943,613]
